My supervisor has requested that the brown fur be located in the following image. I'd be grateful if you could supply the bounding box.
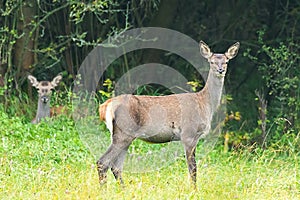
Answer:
[50,106,68,117]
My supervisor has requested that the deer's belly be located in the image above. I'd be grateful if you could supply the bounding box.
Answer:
[137,129,181,143]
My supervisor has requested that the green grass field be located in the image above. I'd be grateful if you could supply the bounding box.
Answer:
[0,113,299,200]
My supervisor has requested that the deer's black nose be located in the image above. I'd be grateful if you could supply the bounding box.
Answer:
[217,68,225,74]
[41,96,49,103]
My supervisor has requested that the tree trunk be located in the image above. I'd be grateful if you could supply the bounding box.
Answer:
[0,63,6,87]
[14,0,36,80]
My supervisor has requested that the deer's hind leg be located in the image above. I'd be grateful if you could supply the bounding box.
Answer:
[111,147,129,184]
[96,127,134,185]
[97,144,115,184]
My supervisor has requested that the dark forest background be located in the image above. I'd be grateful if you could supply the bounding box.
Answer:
[1,0,299,149]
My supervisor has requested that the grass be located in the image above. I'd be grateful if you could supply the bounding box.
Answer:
[0,111,299,200]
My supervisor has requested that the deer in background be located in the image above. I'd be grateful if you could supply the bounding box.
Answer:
[97,41,240,186]
[28,74,63,124]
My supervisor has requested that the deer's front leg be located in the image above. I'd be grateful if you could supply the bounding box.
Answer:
[182,133,200,186]
[185,145,197,184]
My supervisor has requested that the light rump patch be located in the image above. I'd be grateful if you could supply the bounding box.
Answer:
[105,101,113,134]
[99,98,112,121]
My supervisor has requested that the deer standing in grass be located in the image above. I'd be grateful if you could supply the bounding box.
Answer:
[28,74,63,124]
[97,41,240,185]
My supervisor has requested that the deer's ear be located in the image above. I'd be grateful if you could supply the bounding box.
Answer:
[51,74,62,88]
[199,40,213,59]
[225,42,240,60]
[28,75,39,88]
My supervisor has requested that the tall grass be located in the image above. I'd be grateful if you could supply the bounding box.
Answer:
[0,109,299,200]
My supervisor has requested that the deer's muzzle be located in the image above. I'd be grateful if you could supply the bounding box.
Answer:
[41,96,49,103]
[217,68,225,74]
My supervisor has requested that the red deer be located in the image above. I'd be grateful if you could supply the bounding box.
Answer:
[28,74,63,124]
[97,41,240,185]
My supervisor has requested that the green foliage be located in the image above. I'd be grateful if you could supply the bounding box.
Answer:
[0,110,88,165]
[135,84,173,96]
[258,37,300,120]
[99,78,114,102]
[187,80,203,92]
[244,29,300,134]
[0,0,141,96]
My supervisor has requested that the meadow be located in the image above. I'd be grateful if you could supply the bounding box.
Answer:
[0,110,299,200]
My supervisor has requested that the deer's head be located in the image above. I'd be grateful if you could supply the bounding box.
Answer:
[199,41,240,78]
[28,74,62,104]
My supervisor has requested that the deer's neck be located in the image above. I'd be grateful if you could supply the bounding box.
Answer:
[200,69,225,113]
[36,99,51,123]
